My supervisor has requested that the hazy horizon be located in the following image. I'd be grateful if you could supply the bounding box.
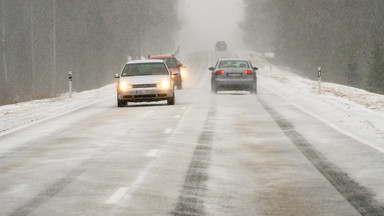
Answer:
[176,0,244,52]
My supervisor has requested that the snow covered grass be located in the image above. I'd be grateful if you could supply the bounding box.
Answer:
[0,84,115,135]
[244,51,384,113]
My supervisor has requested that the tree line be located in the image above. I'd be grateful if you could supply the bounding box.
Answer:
[0,0,179,105]
[241,0,384,93]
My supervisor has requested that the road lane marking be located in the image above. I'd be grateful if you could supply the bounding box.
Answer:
[165,128,173,134]
[174,115,181,119]
[109,104,194,215]
[106,187,129,204]
[146,149,159,157]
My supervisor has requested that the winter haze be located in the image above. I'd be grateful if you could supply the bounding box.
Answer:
[177,0,244,51]
[1,1,384,215]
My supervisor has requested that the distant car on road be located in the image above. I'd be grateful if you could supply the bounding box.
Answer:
[148,55,183,89]
[215,41,227,51]
[209,58,258,94]
[114,59,175,107]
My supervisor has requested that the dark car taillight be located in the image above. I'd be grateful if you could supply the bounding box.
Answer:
[244,70,254,75]
[215,70,225,75]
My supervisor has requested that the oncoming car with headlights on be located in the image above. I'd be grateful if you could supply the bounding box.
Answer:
[114,60,175,107]
[148,55,184,89]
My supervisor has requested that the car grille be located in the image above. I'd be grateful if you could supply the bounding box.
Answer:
[134,94,156,98]
[132,84,157,88]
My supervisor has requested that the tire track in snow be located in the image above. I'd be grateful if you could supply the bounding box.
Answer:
[259,98,384,216]
[171,106,216,216]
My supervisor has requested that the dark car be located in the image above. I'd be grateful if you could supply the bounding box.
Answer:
[209,58,258,94]
[148,55,183,89]
[215,41,227,51]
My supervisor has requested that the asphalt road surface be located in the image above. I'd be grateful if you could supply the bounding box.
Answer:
[0,51,383,216]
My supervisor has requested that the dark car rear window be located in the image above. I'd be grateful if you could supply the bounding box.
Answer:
[121,63,169,76]
[219,60,249,68]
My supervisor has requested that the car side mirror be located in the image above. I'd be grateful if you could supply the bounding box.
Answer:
[253,67,258,71]
[178,63,183,67]
[114,74,120,78]
[208,67,214,71]
[172,71,179,76]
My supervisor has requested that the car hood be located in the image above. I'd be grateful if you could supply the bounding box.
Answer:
[169,68,180,73]
[120,75,171,84]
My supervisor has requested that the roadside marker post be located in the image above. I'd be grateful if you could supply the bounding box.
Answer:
[69,71,72,98]
[318,67,322,94]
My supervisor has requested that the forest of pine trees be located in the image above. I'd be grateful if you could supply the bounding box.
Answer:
[241,0,384,94]
[0,0,179,105]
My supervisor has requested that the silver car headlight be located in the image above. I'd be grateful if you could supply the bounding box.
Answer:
[119,81,132,90]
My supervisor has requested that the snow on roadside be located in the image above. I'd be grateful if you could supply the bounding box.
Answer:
[241,50,384,152]
[243,51,384,113]
[0,84,115,135]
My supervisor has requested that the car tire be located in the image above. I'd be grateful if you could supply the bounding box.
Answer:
[167,92,175,105]
[211,82,218,93]
[177,81,182,90]
[250,82,257,94]
[117,99,126,107]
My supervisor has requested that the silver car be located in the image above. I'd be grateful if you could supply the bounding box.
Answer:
[114,60,175,107]
[209,58,258,94]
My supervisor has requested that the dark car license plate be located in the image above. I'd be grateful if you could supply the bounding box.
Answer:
[227,73,242,77]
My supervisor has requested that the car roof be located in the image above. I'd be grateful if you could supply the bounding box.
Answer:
[148,55,175,59]
[218,58,249,62]
[126,59,164,64]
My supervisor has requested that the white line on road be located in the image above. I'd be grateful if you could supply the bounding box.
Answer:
[146,149,159,157]
[106,187,129,204]
[109,104,192,215]
[174,115,181,119]
[165,128,173,134]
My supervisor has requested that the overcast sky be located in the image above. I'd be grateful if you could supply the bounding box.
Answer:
[176,0,244,52]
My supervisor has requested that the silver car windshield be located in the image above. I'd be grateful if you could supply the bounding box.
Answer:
[122,63,169,76]
[219,61,249,68]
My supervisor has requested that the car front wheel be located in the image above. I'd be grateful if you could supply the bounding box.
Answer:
[167,93,175,105]
[117,98,126,107]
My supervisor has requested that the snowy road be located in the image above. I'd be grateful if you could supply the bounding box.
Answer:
[0,51,384,215]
